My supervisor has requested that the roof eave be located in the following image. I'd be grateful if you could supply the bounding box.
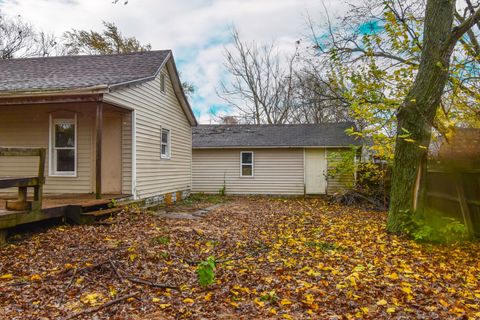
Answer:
[0,85,109,98]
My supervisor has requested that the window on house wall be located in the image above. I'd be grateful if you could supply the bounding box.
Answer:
[50,115,76,176]
[240,151,253,177]
[160,73,166,93]
[161,127,171,159]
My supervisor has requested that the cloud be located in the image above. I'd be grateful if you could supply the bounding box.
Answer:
[0,0,351,123]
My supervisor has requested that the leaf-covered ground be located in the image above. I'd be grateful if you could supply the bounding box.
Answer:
[0,196,479,319]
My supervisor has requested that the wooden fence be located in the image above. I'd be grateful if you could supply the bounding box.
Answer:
[422,165,480,237]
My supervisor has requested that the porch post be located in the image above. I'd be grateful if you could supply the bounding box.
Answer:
[95,101,103,199]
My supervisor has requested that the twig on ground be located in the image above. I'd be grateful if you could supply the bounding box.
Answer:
[126,276,180,291]
[109,259,124,283]
[62,292,138,320]
[59,267,77,305]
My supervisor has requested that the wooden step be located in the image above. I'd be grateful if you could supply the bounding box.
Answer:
[81,207,122,217]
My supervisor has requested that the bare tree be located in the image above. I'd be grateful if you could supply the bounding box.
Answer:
[33,31,67,57]
[0,14,36,59]
[219,29,298,124]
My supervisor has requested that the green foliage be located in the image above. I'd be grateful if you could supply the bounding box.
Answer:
[182,193,227,205]
[327,147,357,189]
[218,185,226,197]
[401,210,470,244]
[327,147,389,195]
[108,198,118,208]
[305,241,344,251]
[260,290,278,302]
[196,256,216,288]
[151,235,170,245]
[63,21,151,55]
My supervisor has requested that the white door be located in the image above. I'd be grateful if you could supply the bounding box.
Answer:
[305,149,327,194]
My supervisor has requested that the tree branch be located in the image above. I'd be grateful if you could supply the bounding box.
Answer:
[450,8,480,45]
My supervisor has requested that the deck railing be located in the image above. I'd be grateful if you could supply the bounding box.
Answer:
[0,147,46,211]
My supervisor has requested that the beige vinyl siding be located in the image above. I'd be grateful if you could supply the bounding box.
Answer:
[121,112,133,194]
[192,148,304,195]
[0,104,94,194]
[326,148,354,194]
[104,68,192,198]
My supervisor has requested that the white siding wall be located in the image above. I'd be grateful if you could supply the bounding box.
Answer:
[104,68,192,199]
[121,112,133,194]
[0,104,94,194]
[192,148,305,195]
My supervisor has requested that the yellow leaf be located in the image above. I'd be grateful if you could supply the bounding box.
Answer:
[387,307,396,313]
[269,308,277,315]
[109,286,117,298]
[280,298,292,305]
[182,298,194,304]
[282,315,293,320]
[388,272,399,280]
[30,274,42,282]
[64,263,74,269]
[376,299,387,306]
[159,303,171,309]
[360,307,369,314]
[254,298,265,307]
[81,293,102,306]
[204,292,213,301]
[401,286,412,295]
[152,297,161,302]
[229,301,239,308]
[0,274,13,280]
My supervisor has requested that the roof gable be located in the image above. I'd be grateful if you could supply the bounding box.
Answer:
[192,123,359,148]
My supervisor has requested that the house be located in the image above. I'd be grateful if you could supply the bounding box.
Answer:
[192,123,359,195]
[0,50,197,203]
[437,128,480,167]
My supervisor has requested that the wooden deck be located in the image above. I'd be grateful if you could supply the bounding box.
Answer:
[0,193,129,211]
[0,193,131,243]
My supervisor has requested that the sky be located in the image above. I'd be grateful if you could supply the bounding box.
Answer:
[0,0,349,123]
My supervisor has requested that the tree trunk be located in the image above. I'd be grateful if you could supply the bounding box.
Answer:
[387,0,457,232]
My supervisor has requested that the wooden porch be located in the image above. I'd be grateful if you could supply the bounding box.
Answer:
[0,145,131,243]
[0,193,131,243]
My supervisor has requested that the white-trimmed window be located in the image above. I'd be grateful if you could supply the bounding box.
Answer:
[240,151,253,177]
[50,115,77,176]
[161,128,171,159]
[160,73,166,93]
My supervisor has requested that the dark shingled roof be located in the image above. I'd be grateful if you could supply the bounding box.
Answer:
[192,123,359,148]
[0,50,170,92]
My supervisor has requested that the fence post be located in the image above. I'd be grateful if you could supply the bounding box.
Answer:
[414,156,427,218]
[455,174,475,236]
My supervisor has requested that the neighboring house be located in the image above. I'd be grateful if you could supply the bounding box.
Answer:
[0,50,197,202]
[436,128,480,167]
[192,123,360,195]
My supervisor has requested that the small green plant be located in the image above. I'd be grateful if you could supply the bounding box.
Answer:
[108,198,118,208]
[260,290,278,302]
[306,241,343,251]
[218,185,226,196]
[196,256,216,288]
[401,210,470,244]
[151,235,170,245]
